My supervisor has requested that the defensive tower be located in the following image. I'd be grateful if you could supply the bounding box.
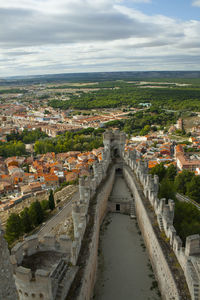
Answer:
[0,221,18,300]
[103,129,126,158]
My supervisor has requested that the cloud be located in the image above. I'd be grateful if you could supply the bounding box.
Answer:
[0,0,200,76]
[0,2,156,48]
[192,0,200,7]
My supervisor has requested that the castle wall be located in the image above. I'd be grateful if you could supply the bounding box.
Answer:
[0,223,18,300]
[7,130,199,300]
[123,166,181,300]
[11,234,73,300]
[123,148,199,300]
[107,201,130,214]
[15,267,52,300]
[77,166,116,300]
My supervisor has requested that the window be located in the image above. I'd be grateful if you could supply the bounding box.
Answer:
[116,204,120,211]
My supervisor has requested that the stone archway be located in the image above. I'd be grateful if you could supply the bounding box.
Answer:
[116,168,122,175]
[112,147,119,158]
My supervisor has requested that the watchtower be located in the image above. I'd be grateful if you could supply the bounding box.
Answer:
[103,129,126,158]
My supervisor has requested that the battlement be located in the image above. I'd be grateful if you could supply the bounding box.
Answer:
[10,141,112,300]
[123,148,200,300]
[103,129,126,158]
[3,130,200,300]
[186,235,200,257]
[11,234,72,268]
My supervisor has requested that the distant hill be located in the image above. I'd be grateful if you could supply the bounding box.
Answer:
[1,71,200,86]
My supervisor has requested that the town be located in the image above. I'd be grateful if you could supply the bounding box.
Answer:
[0,77,200,300]
[1,84,200,220]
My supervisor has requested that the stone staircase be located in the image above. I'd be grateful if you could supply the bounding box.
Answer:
[54,260,69,300]
[55,265,79,300]
[187,259,200,300]
[130,201,136,219]
[158,215,164,231]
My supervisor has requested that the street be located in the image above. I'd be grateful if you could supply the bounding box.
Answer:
[38,191,79,238]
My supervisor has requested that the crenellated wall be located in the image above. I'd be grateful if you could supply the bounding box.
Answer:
[11,145,114,300]
[123,148,200,300]
[76,166,116,300]
[11,234,73,300]
[7,130,200,300]
[123,165,182,300]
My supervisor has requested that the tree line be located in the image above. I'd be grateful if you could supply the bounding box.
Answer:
[0,128,104,157]
[105,109,178,135]
[150,164,200,244]
[0,140,26,158]
[7,128,48,144]
[48,82,200,111]
[34,127,104,154]
[5,190,55,246]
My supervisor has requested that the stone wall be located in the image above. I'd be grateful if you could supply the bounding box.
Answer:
[5,130,199,300]
[10,233,73,299]
[66,131,126,300]
[123,166,181,300]
[76,167,115,300]
[66,145,115,299]
[123,148,199,300]
[108,201,130,214]
[0,222,18,300]
[67,131,198,300]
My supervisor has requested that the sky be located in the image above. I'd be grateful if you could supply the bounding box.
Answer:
[0,0,200,77]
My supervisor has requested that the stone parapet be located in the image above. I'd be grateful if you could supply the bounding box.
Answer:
[4,130,199,300]
[123,148,200,300]
[0,222,18,300]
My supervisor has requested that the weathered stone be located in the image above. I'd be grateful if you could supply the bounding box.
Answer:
[0,222,18,300]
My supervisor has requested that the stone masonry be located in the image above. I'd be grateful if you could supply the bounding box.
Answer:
[0,221,18,300]
[123,148,200,300]
[0,129,199,300]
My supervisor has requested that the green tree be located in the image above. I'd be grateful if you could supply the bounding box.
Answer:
[186,176,200,203]
[166,164,177,181]
[29,201,44,227]
[174,201,200,245]
[158,179,176,201]
[5,213,23,245]
[175,170,195,194]
[0,141,26,158]
[139,125,151,136]
[150,163,166,182]
[49,190,55,211]
[40,199,49,211]
[20,208,32,233]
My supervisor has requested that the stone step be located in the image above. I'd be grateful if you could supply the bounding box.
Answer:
[55,271,71,300]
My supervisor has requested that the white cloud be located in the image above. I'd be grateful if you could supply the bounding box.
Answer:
[0,0,199,76]
[192,0,200,7]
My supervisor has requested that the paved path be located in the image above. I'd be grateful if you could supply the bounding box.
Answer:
[38,191,79,238]
[176,193,200,211]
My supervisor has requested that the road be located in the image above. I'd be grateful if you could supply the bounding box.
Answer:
[38,191,79,238]
[176,193,200,211]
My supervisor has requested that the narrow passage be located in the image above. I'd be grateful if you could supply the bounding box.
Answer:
[94,174,161,300]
